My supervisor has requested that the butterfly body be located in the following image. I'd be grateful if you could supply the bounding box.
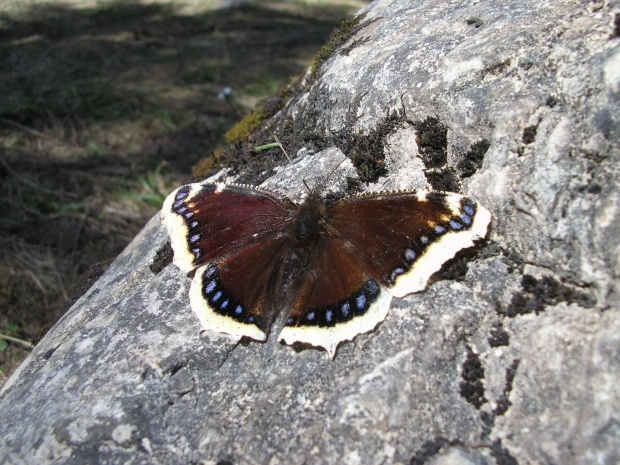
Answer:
[162,181,491,357]
[290,192,326,242]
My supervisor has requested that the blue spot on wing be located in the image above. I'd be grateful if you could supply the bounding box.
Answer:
[367,279,380,295]
[391,268,404,283]
[341,302,351,317]
[205,279,216,294]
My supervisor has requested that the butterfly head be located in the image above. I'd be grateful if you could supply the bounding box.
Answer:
[291,192,326,244]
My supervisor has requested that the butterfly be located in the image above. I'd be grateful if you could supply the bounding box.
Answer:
[161,180,491,357]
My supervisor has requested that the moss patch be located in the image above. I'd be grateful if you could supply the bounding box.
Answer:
[224,107,267,144]
[150,242,173,275]
[414,117,448,169]
[310,12,370,81]
[522,125,538,145]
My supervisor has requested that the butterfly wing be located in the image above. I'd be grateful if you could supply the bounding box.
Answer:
[162,182,296,272]
[279,235,392,357]
[327,191,491,297]
[162,182,296,341]
[280,191,490,356]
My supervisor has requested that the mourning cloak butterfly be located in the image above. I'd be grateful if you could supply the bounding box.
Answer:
[161,181,491,357]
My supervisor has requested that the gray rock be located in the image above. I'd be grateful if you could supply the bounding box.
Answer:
[1,0,619,464]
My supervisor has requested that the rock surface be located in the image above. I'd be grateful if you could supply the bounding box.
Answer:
[1,1,619,464]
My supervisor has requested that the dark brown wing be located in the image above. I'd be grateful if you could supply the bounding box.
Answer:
[189,237,291,341]
[162,182,296,341]
[279,234,392,357]
[162,182,296,273]
[325,190,491,298]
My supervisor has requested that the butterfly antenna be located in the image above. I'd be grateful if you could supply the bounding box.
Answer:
[327,155,348,180]
[315,155,349,192]
[302,179,312,195]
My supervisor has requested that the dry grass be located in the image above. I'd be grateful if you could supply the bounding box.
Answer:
[0,0,367,384]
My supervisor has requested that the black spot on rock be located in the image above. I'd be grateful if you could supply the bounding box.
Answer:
[522,125,537,144]
[425,168,461,193]
[465,18,483,28]
[150,242,173,274]
[546,95,558,107]
[491,439,519,465]
[440,247,480,281]
[494,359,520,417]
[501,275,595,318]
[460,347,487,409]
[457,140,490,178]
[42,347,57,360]
[409,437,461,465]
[488,323,509,347]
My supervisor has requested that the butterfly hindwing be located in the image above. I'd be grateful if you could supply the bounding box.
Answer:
[279,235,393,357]
[327,191,491,297]
[190,235,290,341]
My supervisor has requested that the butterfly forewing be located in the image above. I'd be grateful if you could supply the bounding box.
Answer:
[162,182,297,341]
[162,183,295,272]
[327,191,491,297]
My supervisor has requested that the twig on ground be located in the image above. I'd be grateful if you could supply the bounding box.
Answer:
[0,334,34,349]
